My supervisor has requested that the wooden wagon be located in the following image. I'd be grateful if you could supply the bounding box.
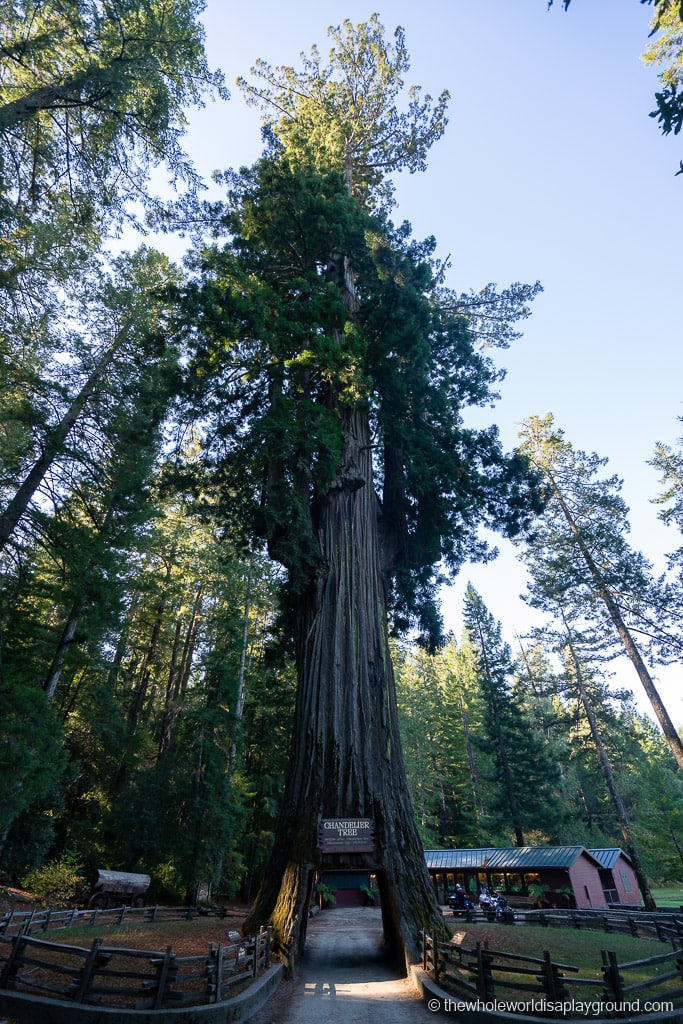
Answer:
[87,869,151,909]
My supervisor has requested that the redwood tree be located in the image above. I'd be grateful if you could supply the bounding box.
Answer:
[184,17,542,969]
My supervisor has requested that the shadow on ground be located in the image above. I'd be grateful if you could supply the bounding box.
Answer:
[249,907,430,1023]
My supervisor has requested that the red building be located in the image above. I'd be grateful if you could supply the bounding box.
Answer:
[424,846,642,910]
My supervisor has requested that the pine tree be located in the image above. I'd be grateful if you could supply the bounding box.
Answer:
[462,585,565,846]
[518,413,683,771]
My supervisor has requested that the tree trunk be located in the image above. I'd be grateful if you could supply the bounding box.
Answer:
[0,68,122,132]
[44,603,82,701]
[564,628,656,911]
[550,474,683,772]
[243,403,445,970]
[0,339,121,551]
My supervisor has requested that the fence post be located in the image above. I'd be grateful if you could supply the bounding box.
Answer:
[206,943,221,1003]
[153,945,175,1010]
[601,949,624,1004]
[539,950,567,1001]
[0,933,27,989]
[475,943,494,999]
[675,949,683,986]
[74,937,103,1003]
[0,910,14,935]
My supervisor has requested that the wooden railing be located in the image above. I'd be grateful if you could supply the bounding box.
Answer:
[0,918,271,1009]
[523,908,683,946]
[420,931,683,1017]
[0,903,227,939]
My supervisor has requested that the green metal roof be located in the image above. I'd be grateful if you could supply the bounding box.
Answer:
[588,848,630,869]
[424,848,498,871]
[424,846,602,872]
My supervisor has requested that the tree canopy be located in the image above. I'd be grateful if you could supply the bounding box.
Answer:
[0,0,226,231]
[184,156,543,647]
[237,13,449,210]
[549,0,683,173]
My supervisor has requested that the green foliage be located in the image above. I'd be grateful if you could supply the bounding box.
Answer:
[517,414,680,663]
[315,882,337,904]
[651,422,683,570]
[238,14,449,212]
[394,639,487,847]
[552,0,683,174]
[643,1,683,170]
[0,0,226,230]
[360,882,379,904]
[147,861,186,905]
[22,854,87,903]
[0,671,67,876]
[184,155,542,644]
[462,585,568,846]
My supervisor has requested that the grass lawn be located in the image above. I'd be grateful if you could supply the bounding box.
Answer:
[652,886,683,909]
[446,921,683,1007]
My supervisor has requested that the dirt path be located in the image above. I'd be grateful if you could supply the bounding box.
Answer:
[250,907,432,1023]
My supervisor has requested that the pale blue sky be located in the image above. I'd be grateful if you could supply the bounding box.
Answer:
[168,0,683,719]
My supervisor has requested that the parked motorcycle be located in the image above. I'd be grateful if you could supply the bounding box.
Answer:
[448,886,476,915]
[479,887,516,923]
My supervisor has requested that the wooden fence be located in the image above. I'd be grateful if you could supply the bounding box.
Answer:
[0,903,229,939]
[523,909,683,946]
[420,931,683,1018]
[0,922,271,1010]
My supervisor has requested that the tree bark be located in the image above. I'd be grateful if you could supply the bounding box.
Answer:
[44,603,81,701]
[0,339,121,551]
[550,474,683,773]
[243,403,445,970]
[0,75,112,130]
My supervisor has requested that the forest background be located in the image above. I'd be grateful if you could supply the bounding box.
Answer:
[1,0,682,908]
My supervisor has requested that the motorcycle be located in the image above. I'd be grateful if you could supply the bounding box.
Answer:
[479,887,516,922]
[448,887,476,915]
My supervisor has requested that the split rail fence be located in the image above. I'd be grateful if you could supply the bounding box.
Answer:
[0,903,228,939]
[522,908,683,946]
[420,931,683,1018]
[0,908,271,1010]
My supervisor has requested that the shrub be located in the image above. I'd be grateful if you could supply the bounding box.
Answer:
[22,855,87,904]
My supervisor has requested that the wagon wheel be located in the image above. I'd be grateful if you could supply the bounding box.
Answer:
[89,893,109,909]
[132,895,145,907]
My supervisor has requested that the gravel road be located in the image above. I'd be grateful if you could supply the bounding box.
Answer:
[250,907,433,1023]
